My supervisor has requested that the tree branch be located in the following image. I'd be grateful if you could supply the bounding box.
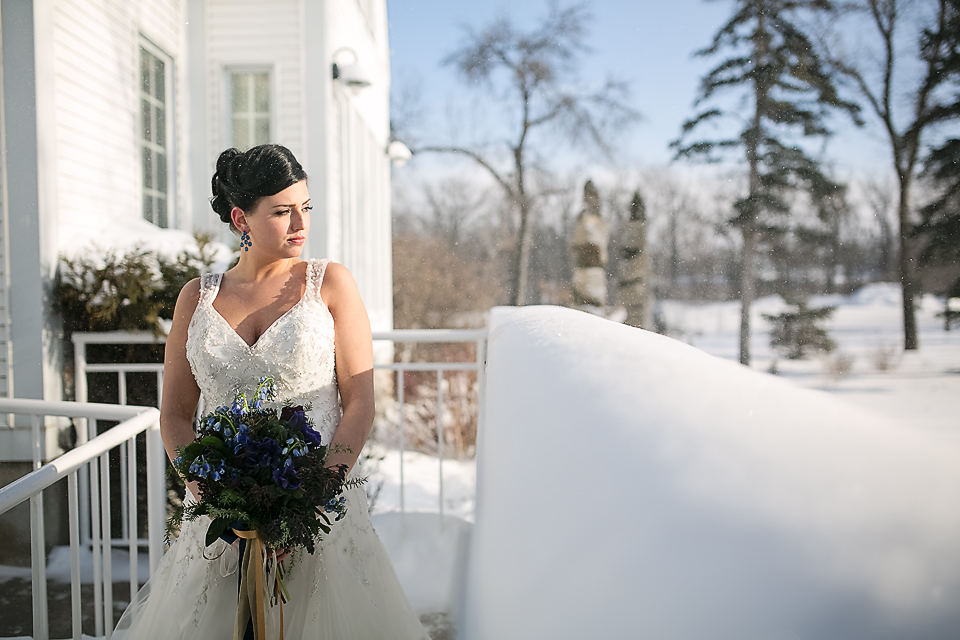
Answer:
[411,146,516,198]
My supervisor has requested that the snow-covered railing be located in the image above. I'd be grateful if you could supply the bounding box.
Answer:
[73,329,488,520]
[372,329,487,517]
[0,400,163,640]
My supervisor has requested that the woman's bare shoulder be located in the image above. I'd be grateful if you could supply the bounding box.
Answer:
[319,262,361,312]
[171,278,203,328]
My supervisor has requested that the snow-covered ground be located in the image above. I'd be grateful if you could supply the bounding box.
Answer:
[662,283,960,436]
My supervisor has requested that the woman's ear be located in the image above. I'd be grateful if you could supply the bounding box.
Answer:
[230,206,247,232]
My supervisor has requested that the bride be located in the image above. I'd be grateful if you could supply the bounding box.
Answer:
[114,144,430,639]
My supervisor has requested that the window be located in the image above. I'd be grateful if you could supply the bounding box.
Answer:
[229,71,271,150]
[140,45,170,228]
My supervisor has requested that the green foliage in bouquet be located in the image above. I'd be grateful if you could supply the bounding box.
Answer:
[169,378,362,553]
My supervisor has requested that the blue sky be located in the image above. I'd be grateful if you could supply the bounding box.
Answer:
[386,0,894,178]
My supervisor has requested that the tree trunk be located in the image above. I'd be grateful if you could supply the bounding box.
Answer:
[740,226,757,365]
[511,196,534,306]
[669,207,680,296]
[897,175,919,350]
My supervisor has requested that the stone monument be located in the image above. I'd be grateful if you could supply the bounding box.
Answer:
[571,180,609,307]
[619,189,654,329]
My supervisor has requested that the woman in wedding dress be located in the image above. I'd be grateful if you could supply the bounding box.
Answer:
[114,144,430,639]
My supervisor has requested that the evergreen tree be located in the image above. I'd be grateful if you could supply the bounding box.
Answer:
[918,138,960,296]
[827,0,960,350]
[764,300,837,359]
[916,0,960,314]
[673,0,858,365]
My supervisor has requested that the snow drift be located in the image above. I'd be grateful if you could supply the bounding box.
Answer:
[460,305,960,640]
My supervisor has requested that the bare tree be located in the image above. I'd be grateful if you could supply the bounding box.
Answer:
[413,2,639,305]
[826,0,960,350]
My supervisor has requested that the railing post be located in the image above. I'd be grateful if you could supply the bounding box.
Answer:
[100,452,113,639]
[146,417,165,574]
[128,437,139,601]
[30,492,49,640]
[29,413,50,640]
[90,452,104,637]
[397,368,405,518]
[68,471,82,640]
[74,335,91,547]
[437,370,444,522]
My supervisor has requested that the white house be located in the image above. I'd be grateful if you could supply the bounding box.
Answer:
[0,0,394,465]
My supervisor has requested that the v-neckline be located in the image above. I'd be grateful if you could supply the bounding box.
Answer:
[209,273,309,350]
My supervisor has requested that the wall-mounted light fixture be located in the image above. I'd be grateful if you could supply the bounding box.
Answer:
[331,47,372,90]
[387,140,412,167]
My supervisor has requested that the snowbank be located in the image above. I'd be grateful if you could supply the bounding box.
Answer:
[460,305,960,640]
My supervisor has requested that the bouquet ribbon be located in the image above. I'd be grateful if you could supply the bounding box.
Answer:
[233,529,284,640]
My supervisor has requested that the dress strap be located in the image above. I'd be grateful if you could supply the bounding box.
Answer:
[305,259,330,302]
[197,273,223,306]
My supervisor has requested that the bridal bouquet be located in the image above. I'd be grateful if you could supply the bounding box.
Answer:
[169,377,355,554]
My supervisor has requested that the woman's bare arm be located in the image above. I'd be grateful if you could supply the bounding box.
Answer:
[321,262,375,475]
[161,279,203,499]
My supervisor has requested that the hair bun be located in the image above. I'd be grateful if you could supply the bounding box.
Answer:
[209,144,308,228]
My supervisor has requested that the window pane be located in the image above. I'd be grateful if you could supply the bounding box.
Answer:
[232,116,250,150]
[253,74,270,112]
[231,74,248,111]
[141,99,151,141]
[142,147,153,189]
[143,194,154,224]
[254,117,269,145]
[154,57,165,102]
[156,106,165,146]
[140,49,151,95]
[157,153,167,193]
[157,197,168,228]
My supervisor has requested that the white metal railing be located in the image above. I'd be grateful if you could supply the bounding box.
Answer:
[73,329,488,520]
[372,329,487,518]
[73,331,165,551]
[0,400,164,640]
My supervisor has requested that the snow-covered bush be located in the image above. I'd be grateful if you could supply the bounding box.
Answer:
[54,232,221,336]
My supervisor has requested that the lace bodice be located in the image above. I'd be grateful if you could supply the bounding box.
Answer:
[185,259,341,443]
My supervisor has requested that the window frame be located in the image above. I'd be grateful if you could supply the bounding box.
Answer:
[222,64,276,151]
[138,36,177,229]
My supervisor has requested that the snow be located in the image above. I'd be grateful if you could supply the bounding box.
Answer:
[460,301,960,640]
[365,446,476,522]
[0,545,150,585]
[58,214,233,271]
[662,283,960,436]
[370,512,471,615]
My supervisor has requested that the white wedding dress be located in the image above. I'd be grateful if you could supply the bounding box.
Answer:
[115,259,429,639]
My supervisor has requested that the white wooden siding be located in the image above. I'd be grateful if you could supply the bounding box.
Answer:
[327,0,392,331]
[0,85,11,398]
[52,0,186,231]
[205,0,305,165]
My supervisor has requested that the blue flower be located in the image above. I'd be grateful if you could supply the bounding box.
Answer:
[272,465,300,490]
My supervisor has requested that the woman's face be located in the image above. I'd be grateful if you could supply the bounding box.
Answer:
[234,180,311,259]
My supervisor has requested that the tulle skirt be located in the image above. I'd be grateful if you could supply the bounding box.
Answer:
[114,471,429,639]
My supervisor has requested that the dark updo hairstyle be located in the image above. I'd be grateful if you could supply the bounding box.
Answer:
[210,144,307,229]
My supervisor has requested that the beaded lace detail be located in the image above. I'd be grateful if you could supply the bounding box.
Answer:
[185,259,341,443]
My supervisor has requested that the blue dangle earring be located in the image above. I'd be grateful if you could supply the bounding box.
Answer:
[240,230,252,252]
